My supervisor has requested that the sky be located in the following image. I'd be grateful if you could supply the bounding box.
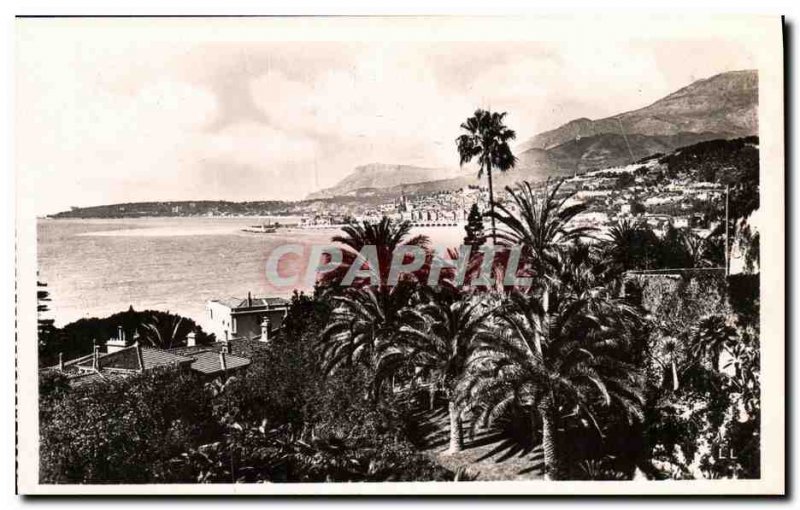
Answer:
[16,18,758,215]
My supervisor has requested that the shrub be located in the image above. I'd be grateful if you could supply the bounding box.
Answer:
[39,368,215,484]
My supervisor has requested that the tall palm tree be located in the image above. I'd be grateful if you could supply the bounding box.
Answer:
[459,253,645,480]
[662,337,681,391]
[456,109,517,244]
[320,217,430,288]
[377,288,494,454]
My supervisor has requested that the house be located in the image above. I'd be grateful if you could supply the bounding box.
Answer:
[672,216,690,229]
[206,293,290,342]
[48,335,264,388]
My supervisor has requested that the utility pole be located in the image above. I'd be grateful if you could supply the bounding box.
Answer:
[725,185,730,276]
[616,117,635,165]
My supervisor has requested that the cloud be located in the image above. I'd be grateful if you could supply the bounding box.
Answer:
[196,122,318,170]
[17,70,220,211]
[16,23,758,214]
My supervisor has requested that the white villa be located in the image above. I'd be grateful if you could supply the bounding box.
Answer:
[206,293,290,342]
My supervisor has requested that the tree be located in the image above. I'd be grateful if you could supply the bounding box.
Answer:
[37,280,56,352]
[321,217,430,288]
[463,203,485,247]
[487,179,593,276]
[615,173,636,189]
[662,337,681,391]
[377,288,493,454]
[681,230,723,269]
[456,109,517,244]
[460,251,645,479]
[604,219,660,272]
[690,315,736,371]
[39,368,215,483]
[318,284,416,380]
[658,225,692,269]
[139,313,190,349]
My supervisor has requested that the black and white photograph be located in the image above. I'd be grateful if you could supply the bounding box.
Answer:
[13,15,785,495]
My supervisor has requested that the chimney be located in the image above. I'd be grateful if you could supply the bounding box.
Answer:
[260,317,271,343]
[219,348,228,373]
[92,344,100,370]
[58,352,64,371]
[187,331,196,347]
[247,291,253,308]
[106,326,127,353]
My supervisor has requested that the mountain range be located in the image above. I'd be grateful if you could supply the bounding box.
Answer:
[307,70,757,199]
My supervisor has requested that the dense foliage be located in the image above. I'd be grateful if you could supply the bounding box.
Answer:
[39,291,450,484]
[40,132,761,482]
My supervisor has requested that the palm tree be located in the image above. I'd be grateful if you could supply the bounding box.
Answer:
[377,288,494,454]
[139,313,188,349]
[604,219,660,272]
[662,337,681,391]
[681,230,725,269]
[487,179,594,276]
[320,217,430,288]
[318,284,416,379]
[459,253,645,480]
[456,109,517,244]
[691,315,737,371]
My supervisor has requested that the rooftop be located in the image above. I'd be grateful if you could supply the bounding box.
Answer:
[189,350,250,375]
[167,337,271,359]
[210,296,290,310]
[74,345,194,371]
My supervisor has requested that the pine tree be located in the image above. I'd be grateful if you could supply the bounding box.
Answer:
[37,280,56,351]
[463,203,485,247]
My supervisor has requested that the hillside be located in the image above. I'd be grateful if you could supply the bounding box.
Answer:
[307,163,464,199]
[520,70,757,151]
[309,70,757,200]
[519,131,732,174]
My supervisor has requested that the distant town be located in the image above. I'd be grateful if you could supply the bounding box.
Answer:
[49,137,753,241]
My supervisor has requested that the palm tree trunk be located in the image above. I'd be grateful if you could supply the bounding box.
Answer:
[486,162,496,244]
[538,398,558,480]
[446,400,464,454]
[429,384,436,411]
[671,359,679,391]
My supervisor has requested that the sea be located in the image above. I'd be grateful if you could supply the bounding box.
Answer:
[37,217,465,331]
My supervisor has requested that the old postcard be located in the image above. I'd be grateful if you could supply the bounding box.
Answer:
[15,15,785,495]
